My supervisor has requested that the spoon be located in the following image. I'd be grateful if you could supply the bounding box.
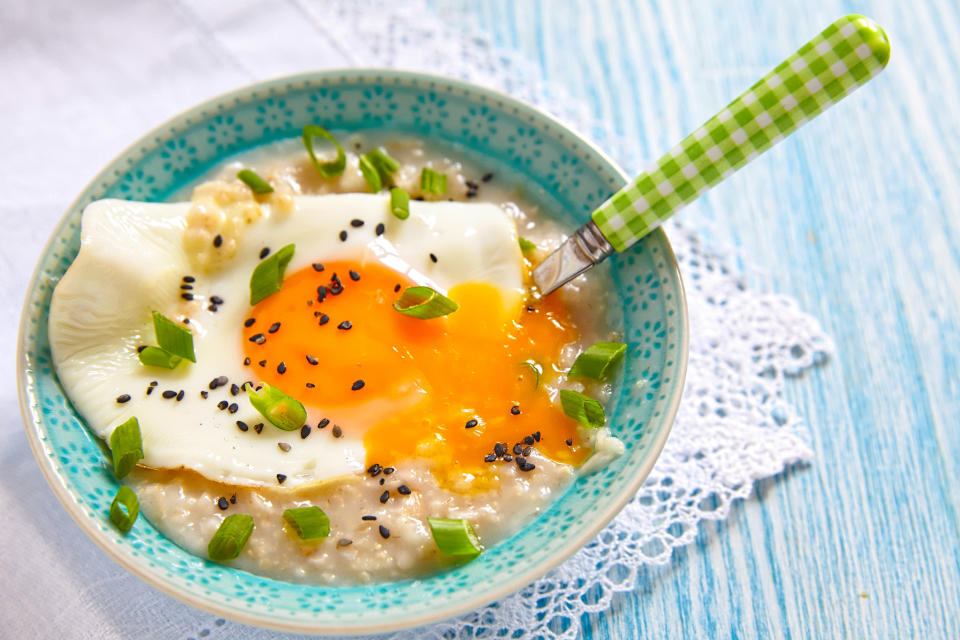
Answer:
[534,14,890,295]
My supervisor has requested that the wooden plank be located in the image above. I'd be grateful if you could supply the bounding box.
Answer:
[461,0,960,637]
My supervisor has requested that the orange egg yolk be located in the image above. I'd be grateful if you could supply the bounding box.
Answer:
[242,259,589,489]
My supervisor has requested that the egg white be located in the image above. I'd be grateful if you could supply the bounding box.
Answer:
[49,193,524,487]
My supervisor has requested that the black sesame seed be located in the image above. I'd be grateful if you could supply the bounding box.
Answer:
[394,284,401,292]
[339,230,347,242]
[523,435,535,445]
[383,467,395,475]
[482,172,493,182]
[318,418,330,429]
[510,405,521,415]
[350,218,364,228]
[379,478,385,485]
[397,485,411,495]
[277,442,291,452]
[217,400,228,410]
[277,362,287,374]
[312,263,325,272]
[236,421,249,432]
[254,423,264,434]
[230,493,237,504]
[260,247,270,259]
[513,443,523,456]
[484,453,497,462]
[228,403,238,414]
[520,461,536,472]
[268,322,281,333]
[465,419,478,429]
[351,379,365,391]
[379,525,391,539]
[137,345,147,353]
[316,287,327,303]
[146,387,154,396]
[180,284,193,290]
[367,463,382,476]
[210,295,224,305]
[466,190,478,198]
[338,538,353,547]
[210,376,228,390]
[182,318,190,324]
[213,234,223,247]
[306,355,318,365]
[522,446,533,457]
[259,360,267,367]
[249,333,266,344]
[200,390,208,399]
[183,275,196,283]
[217,497,229,510]
[429,253,438,263]
[244,318,256,327]
[362,515,377,521]
[533,431,541,442]
[565,438,573,446]
[181,292,194,301]
[526,306,536,312]
[243,357,250,366]
[332,425,343,438]
[149,380,158,387]
[349,270,360,281]
[230,383,239,396]
[494,442,505,457]
[338,320,352,330]
[162,390,177,399]
[305,382,315,388]
[300,424,311,439]
[276,474,287,484]
[207,304,218,312]
[116,394,131,404]
[375,223,385,236]
[515,456,526,466]
[329,284,343,296]
[176,390,184,401]
[379,490,389,504]
[465,180,479,190]
[503,454,513,462]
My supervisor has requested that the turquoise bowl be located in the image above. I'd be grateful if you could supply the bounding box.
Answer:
[17,70,687,634]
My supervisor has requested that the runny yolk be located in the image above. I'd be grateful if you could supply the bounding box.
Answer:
[243,259,590,491]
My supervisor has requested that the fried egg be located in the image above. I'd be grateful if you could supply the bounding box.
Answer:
[49,190,587,489]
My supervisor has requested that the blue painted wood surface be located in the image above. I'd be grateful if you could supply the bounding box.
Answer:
[451,1,960,637]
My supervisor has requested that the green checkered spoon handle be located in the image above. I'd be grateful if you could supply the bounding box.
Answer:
[534,14,890,295]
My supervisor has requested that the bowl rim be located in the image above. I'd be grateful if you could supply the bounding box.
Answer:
[17,67,689,635]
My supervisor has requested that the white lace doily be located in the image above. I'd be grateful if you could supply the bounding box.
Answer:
[190,2,831,638]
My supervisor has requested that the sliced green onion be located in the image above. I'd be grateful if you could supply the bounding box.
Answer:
[427,517,482,559]
[237,169,274,194]
[358,154,383,193]
[567,342,627,381]
[108,416,143,479]
[247,382,307,431]
[282,506,330,540]
[393,286,459,319]
[390,187,410,220]
[419,167,447,194]
[367,147,400,175]
[138,346,182,369]
[519,360,542,388]
[518,237,537,254]
[249,243,295,305]
[559,389,606,428]
[208,513,254,562]
[109,485,139,533]
[302,124,346,178]
[152,311,195,363]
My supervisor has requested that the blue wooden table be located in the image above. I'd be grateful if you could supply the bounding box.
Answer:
[456,1,960,637]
